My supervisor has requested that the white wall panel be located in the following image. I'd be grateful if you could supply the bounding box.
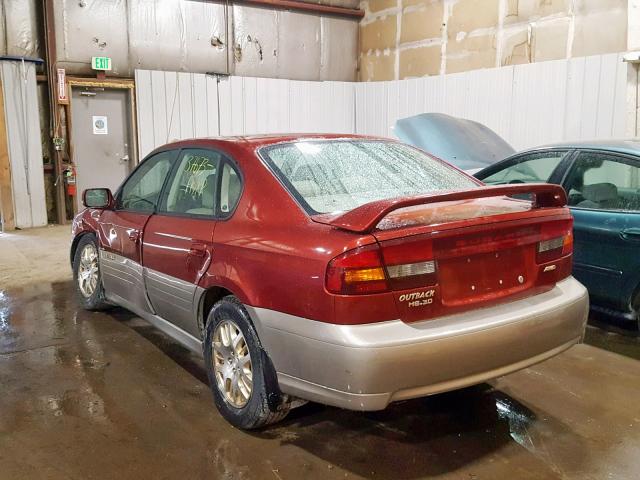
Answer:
[136,70,221,157]
[354,53,629,150]
[136,70,355,157]
[137,53,630,158]
[1,60,47,228]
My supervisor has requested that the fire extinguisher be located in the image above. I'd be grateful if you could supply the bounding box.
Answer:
[63,165,77,197]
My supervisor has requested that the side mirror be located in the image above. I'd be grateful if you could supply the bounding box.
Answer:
[83,188,113,209]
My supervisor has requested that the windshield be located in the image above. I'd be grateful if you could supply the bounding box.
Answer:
[259,140,478,214]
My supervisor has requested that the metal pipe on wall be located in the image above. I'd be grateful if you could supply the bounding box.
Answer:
[225,0,231,75]
[42,0,66,225]
[233,0,364,18]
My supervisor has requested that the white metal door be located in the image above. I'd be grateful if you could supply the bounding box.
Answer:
[71,88,132,210]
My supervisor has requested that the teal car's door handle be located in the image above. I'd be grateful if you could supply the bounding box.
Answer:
[620,228,640,242]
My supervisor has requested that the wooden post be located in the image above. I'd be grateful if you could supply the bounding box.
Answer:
[0,80,15,231]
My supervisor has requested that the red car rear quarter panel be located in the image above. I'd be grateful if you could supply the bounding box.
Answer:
[199,140,399,324]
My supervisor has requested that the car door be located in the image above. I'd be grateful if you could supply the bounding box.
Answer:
[98,149,177,313]
[562,151,640,312]
[142,148,242,337]
[477,149,573,186]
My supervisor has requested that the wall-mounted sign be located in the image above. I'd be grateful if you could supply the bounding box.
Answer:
[57,68,68,104]
[92,116,108,135]
[91,56,112,71]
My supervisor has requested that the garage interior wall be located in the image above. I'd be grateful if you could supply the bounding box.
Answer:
[0,60,47,229]
[135,70,356,157]
[355,52,630,149]
[136,52,630,156]
[54,0,359,81]
[359,0,629,81]
[0,0,42,58]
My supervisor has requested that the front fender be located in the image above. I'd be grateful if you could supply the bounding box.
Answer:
[70,209,102,265]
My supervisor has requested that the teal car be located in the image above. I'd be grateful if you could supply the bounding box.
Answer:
[394,114,640,328]
[475,141,640,328]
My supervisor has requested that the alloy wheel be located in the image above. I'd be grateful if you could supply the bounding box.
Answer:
[78,243,99,298]
[212,319,253,408]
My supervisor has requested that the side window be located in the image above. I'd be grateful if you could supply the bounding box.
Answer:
[117,150,175,212]
[565,152,640,211]
[219,162,242,217]
[481,151,569,185]
[160,149,220,217]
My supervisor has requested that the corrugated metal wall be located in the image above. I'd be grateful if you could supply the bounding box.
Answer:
[135,70,355,157]
[135,70,221,159]
[136,52,631,157]
[355,53,629,150]
[218,76,355,136]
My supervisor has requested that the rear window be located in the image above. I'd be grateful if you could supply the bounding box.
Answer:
[259,140,478,214]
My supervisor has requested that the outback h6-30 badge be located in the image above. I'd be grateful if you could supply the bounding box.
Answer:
[398,288,436,308]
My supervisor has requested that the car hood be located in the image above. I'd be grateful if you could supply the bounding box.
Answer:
[394,113,516,171]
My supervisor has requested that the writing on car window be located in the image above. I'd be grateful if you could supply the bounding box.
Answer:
[163,150,220,216]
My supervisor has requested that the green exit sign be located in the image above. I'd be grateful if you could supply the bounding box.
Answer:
[91,56,112,71]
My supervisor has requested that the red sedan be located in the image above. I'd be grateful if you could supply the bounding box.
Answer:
[71,134,588,429]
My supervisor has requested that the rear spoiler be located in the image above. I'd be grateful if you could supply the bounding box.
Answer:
[311,183,567,234]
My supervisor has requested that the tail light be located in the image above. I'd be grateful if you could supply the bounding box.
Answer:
[536,219,573,263]
[379,237,437,290]
[326,241,439,295]
[326,245,388,295]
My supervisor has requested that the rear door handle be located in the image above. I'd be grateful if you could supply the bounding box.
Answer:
[128,230,141,243]
[188,242,208,257]
[621,228,640,242]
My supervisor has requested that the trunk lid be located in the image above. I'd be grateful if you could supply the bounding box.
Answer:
[378,209,572,322]
[315,184,573,322]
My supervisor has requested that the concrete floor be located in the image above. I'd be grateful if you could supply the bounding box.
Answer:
[1,226,640,479]
[0,226,71,289]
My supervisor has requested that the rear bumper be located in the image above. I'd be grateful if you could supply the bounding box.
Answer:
[247,277,588,411]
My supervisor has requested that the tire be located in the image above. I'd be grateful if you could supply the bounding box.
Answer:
[72,234,110,311]
[633,291,640,330]
[203,296,289,429]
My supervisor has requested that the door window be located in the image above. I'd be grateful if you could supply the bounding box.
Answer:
[117,150,175,212]
[564,153,640,211]
[161,149,221,217]
[481,151,569,185]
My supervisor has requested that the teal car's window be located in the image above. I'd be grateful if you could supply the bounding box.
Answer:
[565,153,640,211]
[118,151,174,212]
[161,149,221,217]
[482,151,569,185]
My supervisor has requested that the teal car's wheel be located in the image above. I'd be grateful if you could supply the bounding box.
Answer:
[633,291,640,330]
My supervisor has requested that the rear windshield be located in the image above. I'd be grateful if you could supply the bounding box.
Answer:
[259,140,478,214]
